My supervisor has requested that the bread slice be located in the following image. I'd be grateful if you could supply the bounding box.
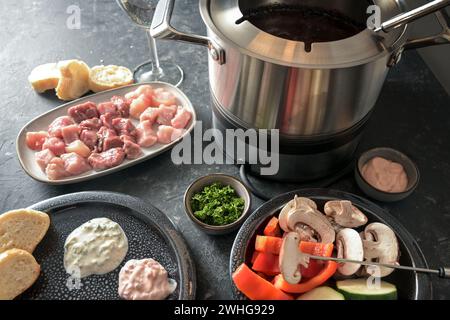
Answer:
[28,63,61,93]
[0,209,50,254]
[89,65,133,93]
[0,249,40,300]
[55,59,91,101]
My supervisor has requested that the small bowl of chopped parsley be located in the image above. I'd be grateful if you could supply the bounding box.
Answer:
[184,174,252,235]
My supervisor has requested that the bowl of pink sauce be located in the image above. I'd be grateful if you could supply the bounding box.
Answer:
[355,147,419,202]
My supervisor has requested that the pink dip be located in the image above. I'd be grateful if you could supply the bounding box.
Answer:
[361,156,408,193]
[118,258,177,300]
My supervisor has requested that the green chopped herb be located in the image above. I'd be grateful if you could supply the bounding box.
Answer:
[191,183,245,226]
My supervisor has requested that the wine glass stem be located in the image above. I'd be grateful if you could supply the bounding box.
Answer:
[146,29,162,75]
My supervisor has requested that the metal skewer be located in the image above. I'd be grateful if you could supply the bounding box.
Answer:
[307,254,450,279]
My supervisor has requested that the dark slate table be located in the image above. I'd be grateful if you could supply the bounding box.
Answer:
[0,0,449,299]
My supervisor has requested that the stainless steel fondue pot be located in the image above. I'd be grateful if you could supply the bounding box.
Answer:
[151,0,450,181]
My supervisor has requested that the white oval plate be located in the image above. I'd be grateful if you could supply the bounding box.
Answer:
[16,82,196,185]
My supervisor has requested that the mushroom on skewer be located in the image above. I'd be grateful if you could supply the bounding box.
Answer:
[335,228,364,276]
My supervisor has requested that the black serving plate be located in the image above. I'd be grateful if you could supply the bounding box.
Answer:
[230,188,433,300]
[19,191,196,300]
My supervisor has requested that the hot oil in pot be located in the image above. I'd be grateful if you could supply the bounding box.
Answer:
[237,4,366,52]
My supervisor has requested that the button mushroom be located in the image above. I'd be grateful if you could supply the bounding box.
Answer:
[324,200,368,228]
[279,232,310,284]
[361,222,400,277]
[335,228,364,276]
[279,195,317,232]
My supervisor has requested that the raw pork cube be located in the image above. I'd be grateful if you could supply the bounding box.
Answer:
[88,148,125,170]
[135,120,157,147]
[156,105,177,126]
[153,88,177,106]
[42,137,66,156]
[129,94,153,119]
[79,118,102,132]
[35,149,55,171]
[121,135,142,159]
[97,101,118,115]
[80,130,98,150]
[111,96,130,118]
[157,125,185,144]
[48,116,75,138]
[125,85,153,101]
[45,158,70,180]
[26,131,48,151]
[112,118,136,137]
[68,101,99,123]
[97,126,123,152]
[65,140,91,158]
[60,152,92,175]
[61,124,80,144]
[140,107,160,124]
[171,106,192,129]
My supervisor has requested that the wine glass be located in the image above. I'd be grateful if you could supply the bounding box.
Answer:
[116,0,184,86]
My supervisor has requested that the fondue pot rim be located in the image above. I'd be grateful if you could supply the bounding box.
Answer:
[198,0,410,69]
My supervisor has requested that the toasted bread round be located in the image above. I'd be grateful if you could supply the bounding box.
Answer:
[56,59,91,101]
[28,63,61,93]
[0,249,40,300]
[0,209,50,254]
[88,65,133,93]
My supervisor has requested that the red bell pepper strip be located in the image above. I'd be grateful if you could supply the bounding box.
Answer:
[299,242,334,278]
[263,217,281,237]
[251,251,259,264]
[255,235,282,254]
[232,263,293,300]
[252,252,280,276]
[273,261,338,294]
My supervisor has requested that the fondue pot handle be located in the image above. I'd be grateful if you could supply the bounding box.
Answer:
[151,0,226,64]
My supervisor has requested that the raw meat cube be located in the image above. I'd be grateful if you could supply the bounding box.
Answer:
[129,94,153,119]
[61,124,80,144]
[60,152,92,175]
[100,113,118,129]
[79,118,102,132]
[65,140,91,158]
[157,125,185,144]
[156,105,177,126]
[42,137,66,156]
[97,101,118,115]
[153,88,177,106]
[80,129,98,150]
[26,131,48,151]
[111,96,130,118]
[121,135,142,159]
[35,149,55,171]
[68,101,99,123]
[45,158,70,180]
[140,107,160,124]
[171,106,192,129]
[135,120,157,147]
[88,148,125,170]
[48,116,75,137]
[125,85,153,101]
[112,118,136,137]
[97,126,123,152]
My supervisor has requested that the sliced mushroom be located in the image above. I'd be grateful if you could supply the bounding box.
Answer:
[360,222,399,277]
[324,200,368,228]
[286,206,335,244]
[296,224,317,242]
[335,228,364,276]
[279,195,317,232]
[279,232,310,284]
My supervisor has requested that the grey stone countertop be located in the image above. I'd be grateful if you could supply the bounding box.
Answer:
[0,0,449,299]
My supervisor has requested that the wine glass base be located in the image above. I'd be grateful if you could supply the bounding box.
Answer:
[133,61,184,87]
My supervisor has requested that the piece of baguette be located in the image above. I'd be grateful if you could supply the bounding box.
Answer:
[0,209,50,254]
[0,249,40,300]
[28,63,61,93]
[55,59,91,101]
[89,65,134,93]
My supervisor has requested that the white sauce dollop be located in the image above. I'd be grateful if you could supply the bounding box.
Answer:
[64,218,128,278]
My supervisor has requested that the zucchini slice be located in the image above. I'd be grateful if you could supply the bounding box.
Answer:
[297,286,345,300]
[336,279,397,300]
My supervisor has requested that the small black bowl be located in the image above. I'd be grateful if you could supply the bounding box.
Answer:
[184,174,252,235]
[355,147,420,202]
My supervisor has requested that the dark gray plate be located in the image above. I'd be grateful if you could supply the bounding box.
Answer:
[230,188,433,300]
[20,191,196,300]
